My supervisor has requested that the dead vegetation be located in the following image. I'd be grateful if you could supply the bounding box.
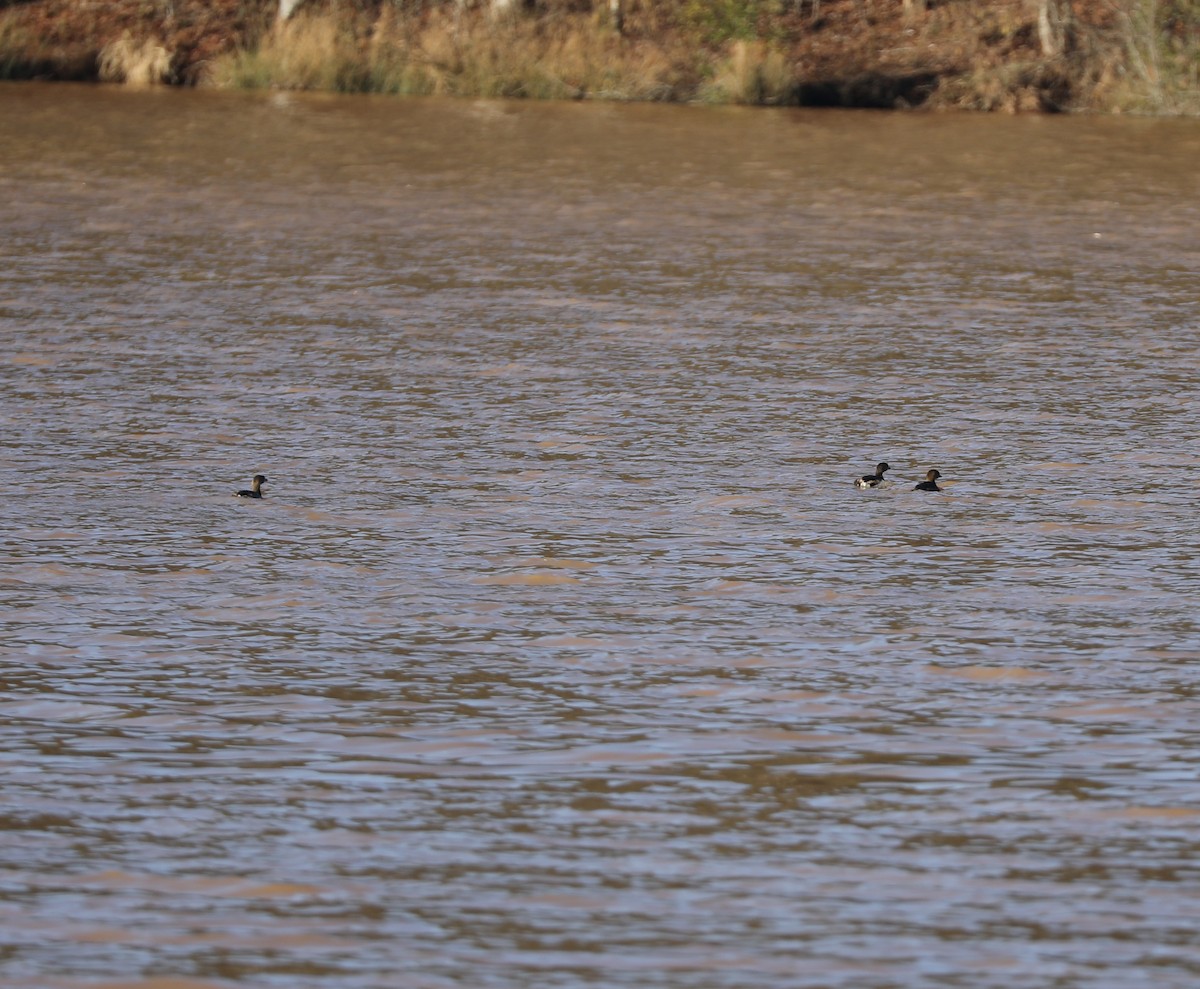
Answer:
[0,0,1196,113]
[97,32,173,85]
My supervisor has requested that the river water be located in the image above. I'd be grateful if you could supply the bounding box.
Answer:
[2,82,1199,988]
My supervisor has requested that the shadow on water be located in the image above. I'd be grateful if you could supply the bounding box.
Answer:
[792,71,944,109]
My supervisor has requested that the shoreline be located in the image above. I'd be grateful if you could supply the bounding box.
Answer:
[1,0,1196,115]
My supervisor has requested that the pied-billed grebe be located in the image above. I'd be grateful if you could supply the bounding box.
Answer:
[854,462,890,488]
[914,469,942,492]
[235,474,268,498]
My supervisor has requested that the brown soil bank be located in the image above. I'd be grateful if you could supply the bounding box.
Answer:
[1,0,1196,113]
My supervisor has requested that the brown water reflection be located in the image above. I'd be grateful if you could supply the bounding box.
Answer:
[2,82,1200,989]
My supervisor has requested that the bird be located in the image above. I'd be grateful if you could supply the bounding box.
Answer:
[914,469,942,492]
[854,462,891,488]
[235,474,268,498]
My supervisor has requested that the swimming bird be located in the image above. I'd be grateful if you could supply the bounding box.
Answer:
[235,474,267,498]
[855,462,890,488]
[914,469,942,492]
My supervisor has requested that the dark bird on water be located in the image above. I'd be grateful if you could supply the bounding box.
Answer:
[914,469,942,492]
[854,462,890,488]
[236,474,267,498]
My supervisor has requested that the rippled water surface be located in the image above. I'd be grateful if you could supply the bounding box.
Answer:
[2,83,1200,988]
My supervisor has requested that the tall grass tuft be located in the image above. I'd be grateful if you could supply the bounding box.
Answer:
[98,33,173,86]
[209,14,370,92]
[699,39,796,103]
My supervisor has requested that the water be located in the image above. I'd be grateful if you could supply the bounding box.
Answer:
[2,82,1200,988]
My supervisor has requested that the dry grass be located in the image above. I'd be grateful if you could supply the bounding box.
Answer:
[209,14,367,91]
[412,10,692,100]
[98,32,172,85]
[211,7,705,101]
[1101,0,1200,113]
[0,9,87,79]
[0,15,32,78]
[699,40,797,103]
[0,0,1196,113]
[930,58,1073,111]
[211,3,1064,108]
[920,0,1199,113]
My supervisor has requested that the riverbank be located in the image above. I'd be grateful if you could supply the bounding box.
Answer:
[1,0,1196,113]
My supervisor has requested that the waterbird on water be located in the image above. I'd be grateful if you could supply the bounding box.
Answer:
[854,462,890,488]
[914,469,942,492]
[235,474,267,498]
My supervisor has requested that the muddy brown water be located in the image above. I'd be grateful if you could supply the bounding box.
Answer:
[2,82,1200,989]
